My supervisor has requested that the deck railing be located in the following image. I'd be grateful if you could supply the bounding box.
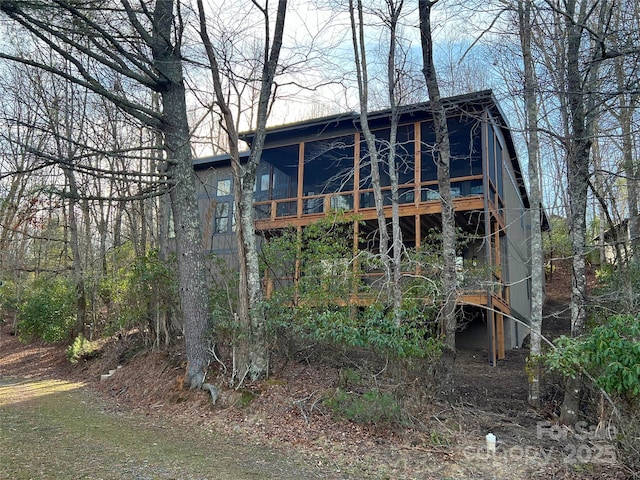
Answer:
[253,177,484,222]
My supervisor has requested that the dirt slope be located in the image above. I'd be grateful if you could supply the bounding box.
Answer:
[0,269,630,479]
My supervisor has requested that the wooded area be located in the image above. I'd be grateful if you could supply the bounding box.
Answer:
[1,0,639,475]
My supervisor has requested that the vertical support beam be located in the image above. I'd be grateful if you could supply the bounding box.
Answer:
[497,311,505,360]
[414,121,421,206]
[494,225,501,281]
[262,235,273,299]
[354,132,361,212]
[486,237,494,368]
[297,142,305,218]
[353,219,360,297]
[414,122,422,277]
[265,266,273,299]
[294,225,302,305]
[483,113,496,366]
[415,214,421,275]
[488,306,497,366]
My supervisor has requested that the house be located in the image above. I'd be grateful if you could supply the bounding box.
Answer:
[194,90,544,364]
[593,217,638,265]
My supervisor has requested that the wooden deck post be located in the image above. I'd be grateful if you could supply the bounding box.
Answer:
[496,311,505,360]
[487,305,497,366]
[294,225,302,305]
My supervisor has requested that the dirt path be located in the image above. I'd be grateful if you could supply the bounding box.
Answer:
[0,376,344,480]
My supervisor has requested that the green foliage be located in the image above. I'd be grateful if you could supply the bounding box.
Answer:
[262,213,443,361]
[17,276,75,343]
[206,254,239,337]
[339,367,362,386]
[429,430,452,446]
[545,315,640,401]
[406,227,489,298]
[544,216,572,260]
[0,279,18,313]
[268,303,442,360]
[260,212,359,304]
[101,249,178,335]
[239,389,258,407]
[66,334,100,364]
[325,388,402,425]
[593,260,640,314]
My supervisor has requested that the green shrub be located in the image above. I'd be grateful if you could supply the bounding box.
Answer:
[544,315,640,473]
[544,216,572,260]
[66,334,101,364]
[18,276,75,343]
[267,303,442,360]
[325,388,402,425]
[260,213,361,306]
[0,279,18,314]
[102,249,178,338]
[261,214,443,361]
[545,314,640,401]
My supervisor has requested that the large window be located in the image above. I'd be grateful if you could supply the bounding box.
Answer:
[255,145,298,202]
[214,202,231,233]
[303,136,354,196]
[217,178,231,196]
[214,177,234,233]
[421,116,482,182]
[360,124,415,189]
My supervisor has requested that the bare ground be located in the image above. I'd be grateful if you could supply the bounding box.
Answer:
[0,269,632,479]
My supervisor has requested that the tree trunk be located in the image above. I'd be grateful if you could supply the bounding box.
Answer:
[419,0,457,397]
[617,70,640,262]
[153,0,210,388]
[233,181,268,382]
[350,0,390,268]
[386,1,404,326]
[0,0,212,387]
[234,0,287,383]
[197,0,287,384]
[559,0,597,425]
[61,169,87,339]
[518,0,544,409]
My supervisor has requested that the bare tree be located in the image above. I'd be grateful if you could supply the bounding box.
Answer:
[349,0,408,323]
[349,0,391,263]
[552,0,604,424]
[0,0,210,388]
[521,0,638,423]
[418,0,458,396]
[384,0,406,324]
[612,1,640,260]
[196,0,287,384]
[516,0,544,409]
[0,62,44,279]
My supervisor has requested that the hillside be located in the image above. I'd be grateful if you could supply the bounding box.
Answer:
[0,268,629,479]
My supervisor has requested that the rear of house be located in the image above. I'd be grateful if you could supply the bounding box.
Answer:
[194,90,542,364]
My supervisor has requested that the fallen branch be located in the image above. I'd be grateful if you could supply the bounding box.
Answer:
[294,390,323,425]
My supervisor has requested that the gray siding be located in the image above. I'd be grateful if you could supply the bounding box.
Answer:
[500,132,532,347]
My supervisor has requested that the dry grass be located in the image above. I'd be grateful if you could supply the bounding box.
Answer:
[0,376,343,480]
